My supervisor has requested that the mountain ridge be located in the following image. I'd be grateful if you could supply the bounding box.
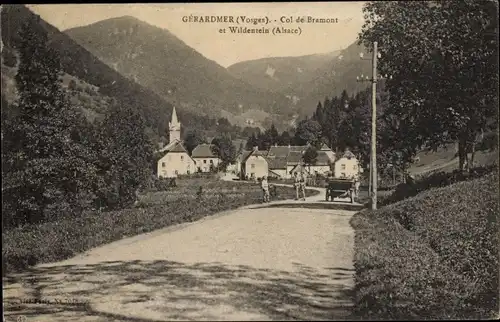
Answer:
[64,15,295,129]
[0,5,225,144]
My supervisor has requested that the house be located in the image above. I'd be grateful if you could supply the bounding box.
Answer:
[241,147,268,180]
[268,144,336,178]
[191,144,221,172]
[156,107,196,178]
[334,150,362,179]
[301,150,332,176]
[156,141,196,178]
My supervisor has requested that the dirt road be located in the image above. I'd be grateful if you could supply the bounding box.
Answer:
[3,202,357,321]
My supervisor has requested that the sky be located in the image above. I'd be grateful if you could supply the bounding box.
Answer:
[28,3,366,68]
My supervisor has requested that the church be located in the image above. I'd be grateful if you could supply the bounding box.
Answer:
[156,107,196,178]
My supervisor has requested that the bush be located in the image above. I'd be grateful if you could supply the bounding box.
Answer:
[476,131,498,152]
[351,171,499,319]
[153,177,176,191]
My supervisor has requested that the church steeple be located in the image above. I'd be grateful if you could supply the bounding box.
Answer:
[168,106,181,144]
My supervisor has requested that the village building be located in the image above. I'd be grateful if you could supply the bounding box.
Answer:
[240,147,269,180]
[239,143,339,180]
[191,144,221,172]
[237,145,361,180]
[156,107,196,178]
[333,150,361,179]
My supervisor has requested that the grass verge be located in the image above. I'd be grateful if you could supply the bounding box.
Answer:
[350,170,499,319]
[3,180,318,275]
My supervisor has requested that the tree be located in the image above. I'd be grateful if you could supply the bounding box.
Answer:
[2,20,101,227]
[278,130,292,146]
[246,133,258,150]
[184,129,205,155]
[303,146,318,174]
[359,1,498,171]
[294,119,322,146]
[267,123,280,146]
[211,134,236,171]
[97,99,154,209]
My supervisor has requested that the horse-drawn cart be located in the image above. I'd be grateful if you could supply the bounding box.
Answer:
[325,178,355,203]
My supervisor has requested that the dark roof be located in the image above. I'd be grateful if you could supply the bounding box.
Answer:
[342,150,356,159]
[170,142,188,153]
[290,145,308,152]
[287,151,303,165]
[242,149,267,163]
[240,150,252,162]
[191,144,217,158]
[268,146,291,158]
[320,143,331,151]
[314,151,332,166]
[267,157,287,169]
[158,140,189,155]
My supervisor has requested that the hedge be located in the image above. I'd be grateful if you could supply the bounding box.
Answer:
[351,170,499,319]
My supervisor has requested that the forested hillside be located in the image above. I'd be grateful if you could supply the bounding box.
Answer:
[65,16,294,129]
[1,5,236,144]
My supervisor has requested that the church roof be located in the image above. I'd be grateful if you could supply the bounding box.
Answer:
[158,140,188,154]
[191,144,217,158]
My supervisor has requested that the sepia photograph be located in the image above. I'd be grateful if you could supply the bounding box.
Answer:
[1,2,499,321]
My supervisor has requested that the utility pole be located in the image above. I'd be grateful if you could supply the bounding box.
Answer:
[371,41,378,210]
[357,41,390,210]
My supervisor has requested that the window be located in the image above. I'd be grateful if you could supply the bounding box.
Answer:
[181,156,184,161]
[204,160,207,164]
[209,159,213,164]
[162,162,165,168]
[341,164,346,170]
[251,164,255,169]
[341,172,346,178]
[353,164,357,170]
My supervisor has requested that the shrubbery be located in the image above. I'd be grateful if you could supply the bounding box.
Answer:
[351,170,499,319]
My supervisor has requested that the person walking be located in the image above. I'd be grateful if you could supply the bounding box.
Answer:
[261,176,270,203]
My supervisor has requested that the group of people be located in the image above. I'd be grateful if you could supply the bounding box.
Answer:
[259,171,307,203]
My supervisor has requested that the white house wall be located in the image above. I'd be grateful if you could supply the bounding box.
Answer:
[193,157,221,172]
[157,152,196,178]
[334,157,360,179]
[245,155,268,179]
[307,165,331,175]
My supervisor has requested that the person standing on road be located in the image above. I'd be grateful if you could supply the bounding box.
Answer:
[261,176,270,203]
[354,176,360,199]
[298,171,307,201]
[293,172,301,200]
